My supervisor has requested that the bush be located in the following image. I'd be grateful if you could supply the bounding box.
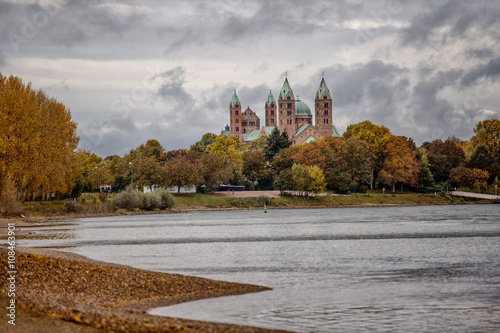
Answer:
[113,187,175,210]
[156,189,175,209]
[64,200,83,212]
[113,187,141,210]
[98,192,108,203]
[348,181,359,193]
[257,195,271,205]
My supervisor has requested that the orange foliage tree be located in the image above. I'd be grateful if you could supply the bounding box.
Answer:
[0,74,79,200]
[378,136,420,193]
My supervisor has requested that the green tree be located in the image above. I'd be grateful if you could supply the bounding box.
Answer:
[305,165,326,195]
[417,148,434,188]
[190,133,217,152]
[274,169,293,194]
[264,127,291,163]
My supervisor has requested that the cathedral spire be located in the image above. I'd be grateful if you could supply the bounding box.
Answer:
[316,77,331,99]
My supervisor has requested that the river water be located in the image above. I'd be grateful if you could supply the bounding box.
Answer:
[20,205,500,332]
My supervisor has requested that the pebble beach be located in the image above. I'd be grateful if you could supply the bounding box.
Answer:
[0,244,290,333]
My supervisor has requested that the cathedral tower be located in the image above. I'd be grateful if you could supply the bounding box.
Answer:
[229,90,242,141]
[265,90,277,126]
[278,78,295,139]
[315,77,333,137]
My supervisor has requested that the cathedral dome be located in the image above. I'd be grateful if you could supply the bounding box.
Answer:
[295,100,312,116]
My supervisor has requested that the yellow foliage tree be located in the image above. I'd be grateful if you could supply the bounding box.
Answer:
[0,74,79,200]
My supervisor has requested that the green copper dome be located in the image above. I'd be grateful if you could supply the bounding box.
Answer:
[295,100,312,116]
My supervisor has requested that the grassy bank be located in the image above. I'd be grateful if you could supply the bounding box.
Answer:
[8,191,487,221]
[174,191,478,210]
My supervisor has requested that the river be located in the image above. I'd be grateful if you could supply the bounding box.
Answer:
[20,204,500,332]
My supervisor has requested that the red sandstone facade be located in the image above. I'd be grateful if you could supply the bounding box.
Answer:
[224,77,339,144]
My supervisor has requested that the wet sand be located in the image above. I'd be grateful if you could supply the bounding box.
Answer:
[0,245,290,332]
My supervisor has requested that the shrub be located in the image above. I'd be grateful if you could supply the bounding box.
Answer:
[147,191,161,210]
[98,192,108,203]
[64,200,83,213]
[113,187,141,210]
[348,181,359,193]
[156,189,175,209]
[256,195,271,205]
[113,187,175,210]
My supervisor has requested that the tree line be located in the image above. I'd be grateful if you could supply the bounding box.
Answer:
[1,74,499,209]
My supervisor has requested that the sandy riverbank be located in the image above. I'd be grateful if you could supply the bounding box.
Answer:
[0,245,290,333]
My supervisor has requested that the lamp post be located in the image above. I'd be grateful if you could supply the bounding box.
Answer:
[95,165,104,192]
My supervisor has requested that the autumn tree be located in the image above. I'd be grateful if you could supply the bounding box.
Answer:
[134,155,165,190]
[0,74,79,200]
[424,137,466,183]
[469,119,500,181]
[342,121,392,188]
[198,152,231,192]
[207,135,244,183]
[242,150,267,190]
[163,152,199,193]
[378,136,420,193]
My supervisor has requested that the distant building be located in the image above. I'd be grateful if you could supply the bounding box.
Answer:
[223,77,340,144]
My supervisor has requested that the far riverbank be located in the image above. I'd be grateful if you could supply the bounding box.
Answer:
[0,191,491,237]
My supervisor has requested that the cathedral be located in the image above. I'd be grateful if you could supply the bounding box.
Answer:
[222,77,340,145]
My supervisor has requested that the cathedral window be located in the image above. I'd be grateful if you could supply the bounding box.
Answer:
[323,96,327,100]
[287,96,291,100]
[287,103,292,108]
[287,111,292,116]
[235,110,239,115]
[324,103,329,108]
[271,118,274,124]
[324,110,328,115]
[243,129,246,133]
[271,110,275,116]
[236,126,239,132]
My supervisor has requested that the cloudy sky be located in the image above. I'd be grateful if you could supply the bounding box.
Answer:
[1,0,499,157]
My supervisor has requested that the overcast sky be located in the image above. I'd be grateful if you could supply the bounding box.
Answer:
[1,0,499,157]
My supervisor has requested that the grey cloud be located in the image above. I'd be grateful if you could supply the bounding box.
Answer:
[156,66,196,118]
[466,47,496,60]
[460,57,500,88]
[399,1,499,49]
[325,60,408,108]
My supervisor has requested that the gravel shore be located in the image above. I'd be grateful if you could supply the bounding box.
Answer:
[0,245,290,333]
